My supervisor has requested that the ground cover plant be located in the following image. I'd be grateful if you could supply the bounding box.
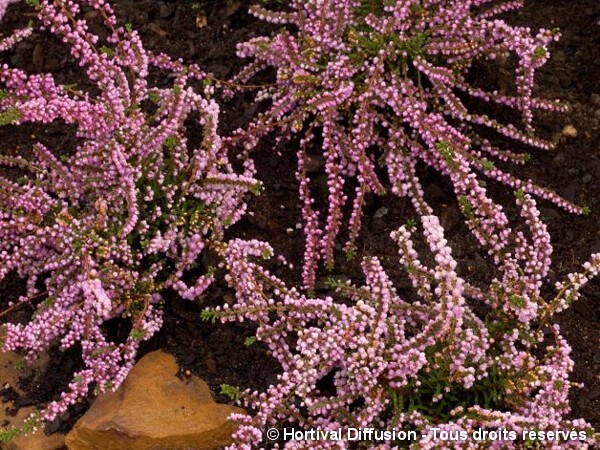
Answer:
[206,192,599,449]
[0,0,599,448]
[230,0,587,291]
[0,0,259,422]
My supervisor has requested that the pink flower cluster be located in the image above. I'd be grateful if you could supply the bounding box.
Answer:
[0,0,258,419]
[231,0,582,290]
[211,193,600,449]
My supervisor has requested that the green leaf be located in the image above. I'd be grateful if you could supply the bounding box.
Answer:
[509,295,525,309]
[99,46,115,57]
[130,329,146,340]
[514,189,525,200]
[344,247,356,261]
[200,308,218,323]
[163,135,179,151]
[250,182,263,196]
[481,160,495,170]
[0,108,21,126]
[533,46,547,60]
[324,277,342,289]
[220,384,241,401]
[148,91,161,104]
[0,414,40,442]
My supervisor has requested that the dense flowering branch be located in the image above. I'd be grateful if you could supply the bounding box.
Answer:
[230,0,581,290]
[0,0,259,420]
[207,193,599,449]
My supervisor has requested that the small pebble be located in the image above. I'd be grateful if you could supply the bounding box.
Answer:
[195,11,207,28]
[562,124,578,138]
[285,228,294,235]
[373,207,389,219]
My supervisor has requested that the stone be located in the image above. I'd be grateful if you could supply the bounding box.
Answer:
[65,351,244,450]
[195,11,207,29]
[373,206,389,219]
[561,124,578,138]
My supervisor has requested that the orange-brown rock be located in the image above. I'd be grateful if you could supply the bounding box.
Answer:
[65,350,244,450]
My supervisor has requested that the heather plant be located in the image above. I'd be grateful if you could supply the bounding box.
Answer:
[0,0,259,420]
[204,192,600,449]
[230,0,584,290]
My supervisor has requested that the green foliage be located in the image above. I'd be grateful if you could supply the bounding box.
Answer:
[200,308,218,323]
[12,360,26,371]
[163,135,179,151]
[220,384,242,402]
[481,159,496,170]
[344,247,356,261]
[533,46,547,60]
[99,46,115,57]
[130,329,146,341]
[324,277,344,289]
[509,294,526,309]
[435,141,457,169]
[458,195,474,220]
[249,182,264,196]
[148,91,161,104]
[0,415,40,443]
[386,343,517,424]
[0,108,21,126]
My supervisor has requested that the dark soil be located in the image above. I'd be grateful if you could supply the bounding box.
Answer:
[1,0,600,441]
